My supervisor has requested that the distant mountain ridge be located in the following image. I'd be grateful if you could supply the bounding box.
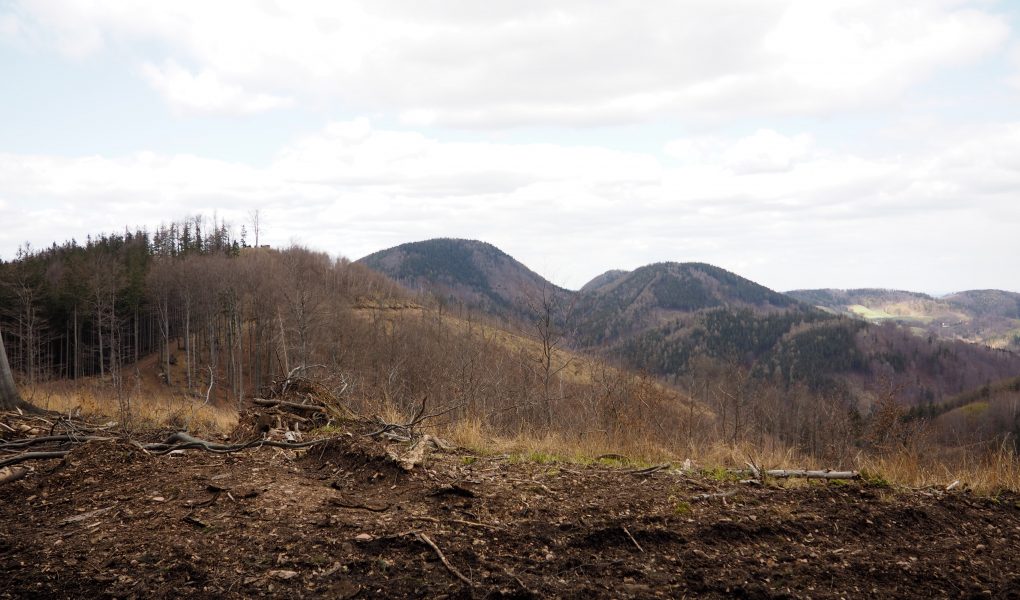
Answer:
[787,288,1020,351]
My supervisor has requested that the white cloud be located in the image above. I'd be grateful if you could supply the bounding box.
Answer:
[666,129,815,174]
[1,119,1018,292]
[1,0,1009,125]
[760,1,1009,111]
[1008,43,1020,92]
[142,60,293,115]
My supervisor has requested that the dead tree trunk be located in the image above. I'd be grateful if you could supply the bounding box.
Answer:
[0,330,24,411]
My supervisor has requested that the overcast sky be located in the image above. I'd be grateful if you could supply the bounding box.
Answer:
[2,1,1019,294]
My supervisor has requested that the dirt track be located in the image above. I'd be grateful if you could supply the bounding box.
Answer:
[2,432,1020,599]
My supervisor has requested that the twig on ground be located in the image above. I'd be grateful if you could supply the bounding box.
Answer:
[409,515,502,530]
[622,526,644,553]
[507,478,556,496]
[413,532,472,586]
[627,464,670,476]
[328,497,391,512]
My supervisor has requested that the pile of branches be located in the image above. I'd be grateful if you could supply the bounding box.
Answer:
[0,392,458,484]
[248,365,358,432]
[0,412,330,484]
[253,364,459,444]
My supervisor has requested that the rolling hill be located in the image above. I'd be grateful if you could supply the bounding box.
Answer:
[358,239,1020,409]
[357,238,571,321]
[571,262,801,347]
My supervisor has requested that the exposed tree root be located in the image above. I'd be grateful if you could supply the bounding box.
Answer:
[0,451,70,469]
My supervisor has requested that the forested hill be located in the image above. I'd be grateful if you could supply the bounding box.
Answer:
[7,227,1019,416]
[355,239,1020,409]
[580,271,1020,408]
[571,261,801,348]
[357,238,572,321]
[579,269,630,293]
[0,218,402,392]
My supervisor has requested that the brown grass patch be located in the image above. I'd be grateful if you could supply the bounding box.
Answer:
[21,379,237,435]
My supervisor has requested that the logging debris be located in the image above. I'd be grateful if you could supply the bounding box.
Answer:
[2,408,1018,599]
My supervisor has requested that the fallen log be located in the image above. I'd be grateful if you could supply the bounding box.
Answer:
[251,398,328,414]
[766,469,858,479]
[0,431,342,469]
[730,468,859,480]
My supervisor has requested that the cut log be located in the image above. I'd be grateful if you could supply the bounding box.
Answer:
[727,468,858,480]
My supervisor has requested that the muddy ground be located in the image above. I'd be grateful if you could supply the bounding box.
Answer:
[2,422,1020,599]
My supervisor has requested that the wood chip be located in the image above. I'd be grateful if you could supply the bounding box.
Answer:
[60,506,114,526]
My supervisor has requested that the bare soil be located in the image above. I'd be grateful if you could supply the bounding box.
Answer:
[2,425,1020,599]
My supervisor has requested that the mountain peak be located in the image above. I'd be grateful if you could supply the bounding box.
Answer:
[357,238,568,317]
[580,269,630,293]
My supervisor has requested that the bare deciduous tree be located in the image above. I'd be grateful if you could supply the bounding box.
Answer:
[525,285,573,430]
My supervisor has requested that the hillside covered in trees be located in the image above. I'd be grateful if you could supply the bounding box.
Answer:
[0,218,396,399]
[0,219,698,453]
[358,238,573,324]
[358,238,1020,414]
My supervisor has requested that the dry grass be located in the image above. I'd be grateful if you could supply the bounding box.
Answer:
[856,446,1020,493]
[16,377,1020,494]
[443,418,676,465]
[445,416,1020,493]
[443,418,822,475]
[21,379,237,436]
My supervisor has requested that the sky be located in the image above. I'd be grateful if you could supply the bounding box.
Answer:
[1,0,1019,294]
